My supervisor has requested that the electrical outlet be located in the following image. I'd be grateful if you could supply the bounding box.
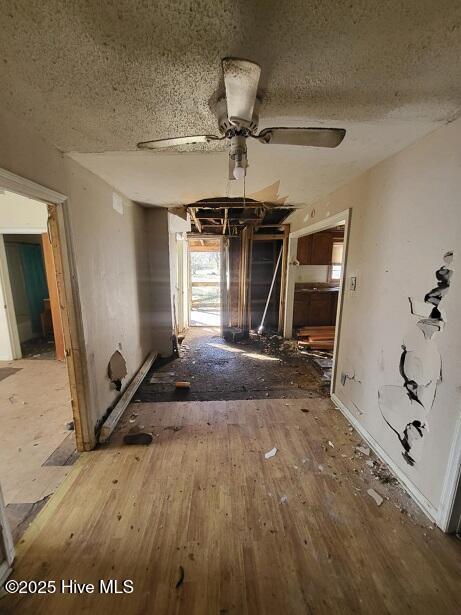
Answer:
[350,276,357,291]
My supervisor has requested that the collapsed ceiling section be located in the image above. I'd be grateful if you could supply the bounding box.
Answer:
[186,197,293,236]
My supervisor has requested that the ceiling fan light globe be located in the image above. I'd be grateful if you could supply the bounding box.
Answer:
[233,165,246,180]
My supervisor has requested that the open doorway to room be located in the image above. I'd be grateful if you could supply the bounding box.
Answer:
[250,237,283,333]
[284,213,348,390]
[0,190,76,544]
[188,237,222,327]
[137,199,334,404]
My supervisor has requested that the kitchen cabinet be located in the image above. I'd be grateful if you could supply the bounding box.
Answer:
[297,229,344,265]
[293,287,338,327]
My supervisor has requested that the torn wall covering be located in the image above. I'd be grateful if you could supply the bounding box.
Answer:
[286,115,461,513]
[379,252,454,466]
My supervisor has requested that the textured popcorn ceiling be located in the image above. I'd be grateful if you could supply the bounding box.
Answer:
[2,0,461,205]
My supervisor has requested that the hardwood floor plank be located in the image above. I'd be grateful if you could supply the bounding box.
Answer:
[1,399,460,614]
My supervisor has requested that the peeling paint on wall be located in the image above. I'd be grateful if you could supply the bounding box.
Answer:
[340,371,362,386]
[340,370,365,415]
[379,252,454,466]
[409,251,453,339]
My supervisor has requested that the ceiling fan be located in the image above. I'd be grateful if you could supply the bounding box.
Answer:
[137,58,346,180]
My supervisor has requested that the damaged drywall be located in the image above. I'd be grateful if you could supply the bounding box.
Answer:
[379,252,454,466]
[339,370,365,415]
[409,251,454,339]
[108,349,127,391]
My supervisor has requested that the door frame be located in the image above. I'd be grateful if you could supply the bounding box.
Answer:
[187,236,223,328]
[0,234,22,360]
[0,167,91,452]
[283,208,351,396]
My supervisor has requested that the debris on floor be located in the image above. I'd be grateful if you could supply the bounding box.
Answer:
[367,488,384,506]
[296,326,336,351]
[280,495,288,504]
[123,433,153,445]
[264,447,278,459]
[175,381,191,389]
[356,445,370,456]
[137,328,329,403]
[150,372,175,384]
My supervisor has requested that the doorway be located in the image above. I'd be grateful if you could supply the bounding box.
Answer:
[284,210,349,392]
[0,190,76,544]
[188,237,222,327]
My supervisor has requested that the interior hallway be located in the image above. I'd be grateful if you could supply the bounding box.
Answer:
[1,397,460,615]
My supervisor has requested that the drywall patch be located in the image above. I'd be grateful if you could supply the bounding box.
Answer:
[108,350,127,391]
[379,251,454,466]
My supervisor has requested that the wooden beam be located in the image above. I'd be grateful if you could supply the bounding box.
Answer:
[99,351,158,443]
[190,208,202,233]
[252,234,284,241]
[188,204,293,210]
[41,232,65,361]
[47,204,91,451]
[223,209,228,235]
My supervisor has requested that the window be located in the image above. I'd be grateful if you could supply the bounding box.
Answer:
[329,242,343,281]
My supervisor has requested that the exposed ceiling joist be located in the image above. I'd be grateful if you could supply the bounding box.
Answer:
[189,208,202,233]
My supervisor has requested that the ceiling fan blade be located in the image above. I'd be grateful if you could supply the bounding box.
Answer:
[222,58,261,125]
[137,135,222,150]
[256,127,346,148]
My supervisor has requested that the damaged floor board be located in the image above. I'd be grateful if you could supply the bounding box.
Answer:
[4,398,461,614]
[137,328,329,403]
[5,496,51,544]
[42,433,79,467]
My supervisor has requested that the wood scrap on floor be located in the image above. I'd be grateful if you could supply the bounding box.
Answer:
[296,326,335,350]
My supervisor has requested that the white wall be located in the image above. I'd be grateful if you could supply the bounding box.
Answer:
[0,191,48,233]
[65,158,155,432]
[288,117,461,521]
[145,208,174,357]
[294,265,330,284]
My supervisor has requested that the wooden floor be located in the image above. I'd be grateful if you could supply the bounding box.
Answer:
[1,399,460,614]
[0,358,73,505]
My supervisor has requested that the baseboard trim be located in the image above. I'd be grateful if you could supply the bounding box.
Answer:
[331,393,438,524]
[436,412,461,532]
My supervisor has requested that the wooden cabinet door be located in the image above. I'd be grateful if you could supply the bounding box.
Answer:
[331,291,339,323]
[296,235,312,265]
[293,294,310,327]
[310,232,333,265]
[308,292,333,326]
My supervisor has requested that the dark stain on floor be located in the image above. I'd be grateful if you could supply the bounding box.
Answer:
[136,327,330,403]
[0,367,21,382]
